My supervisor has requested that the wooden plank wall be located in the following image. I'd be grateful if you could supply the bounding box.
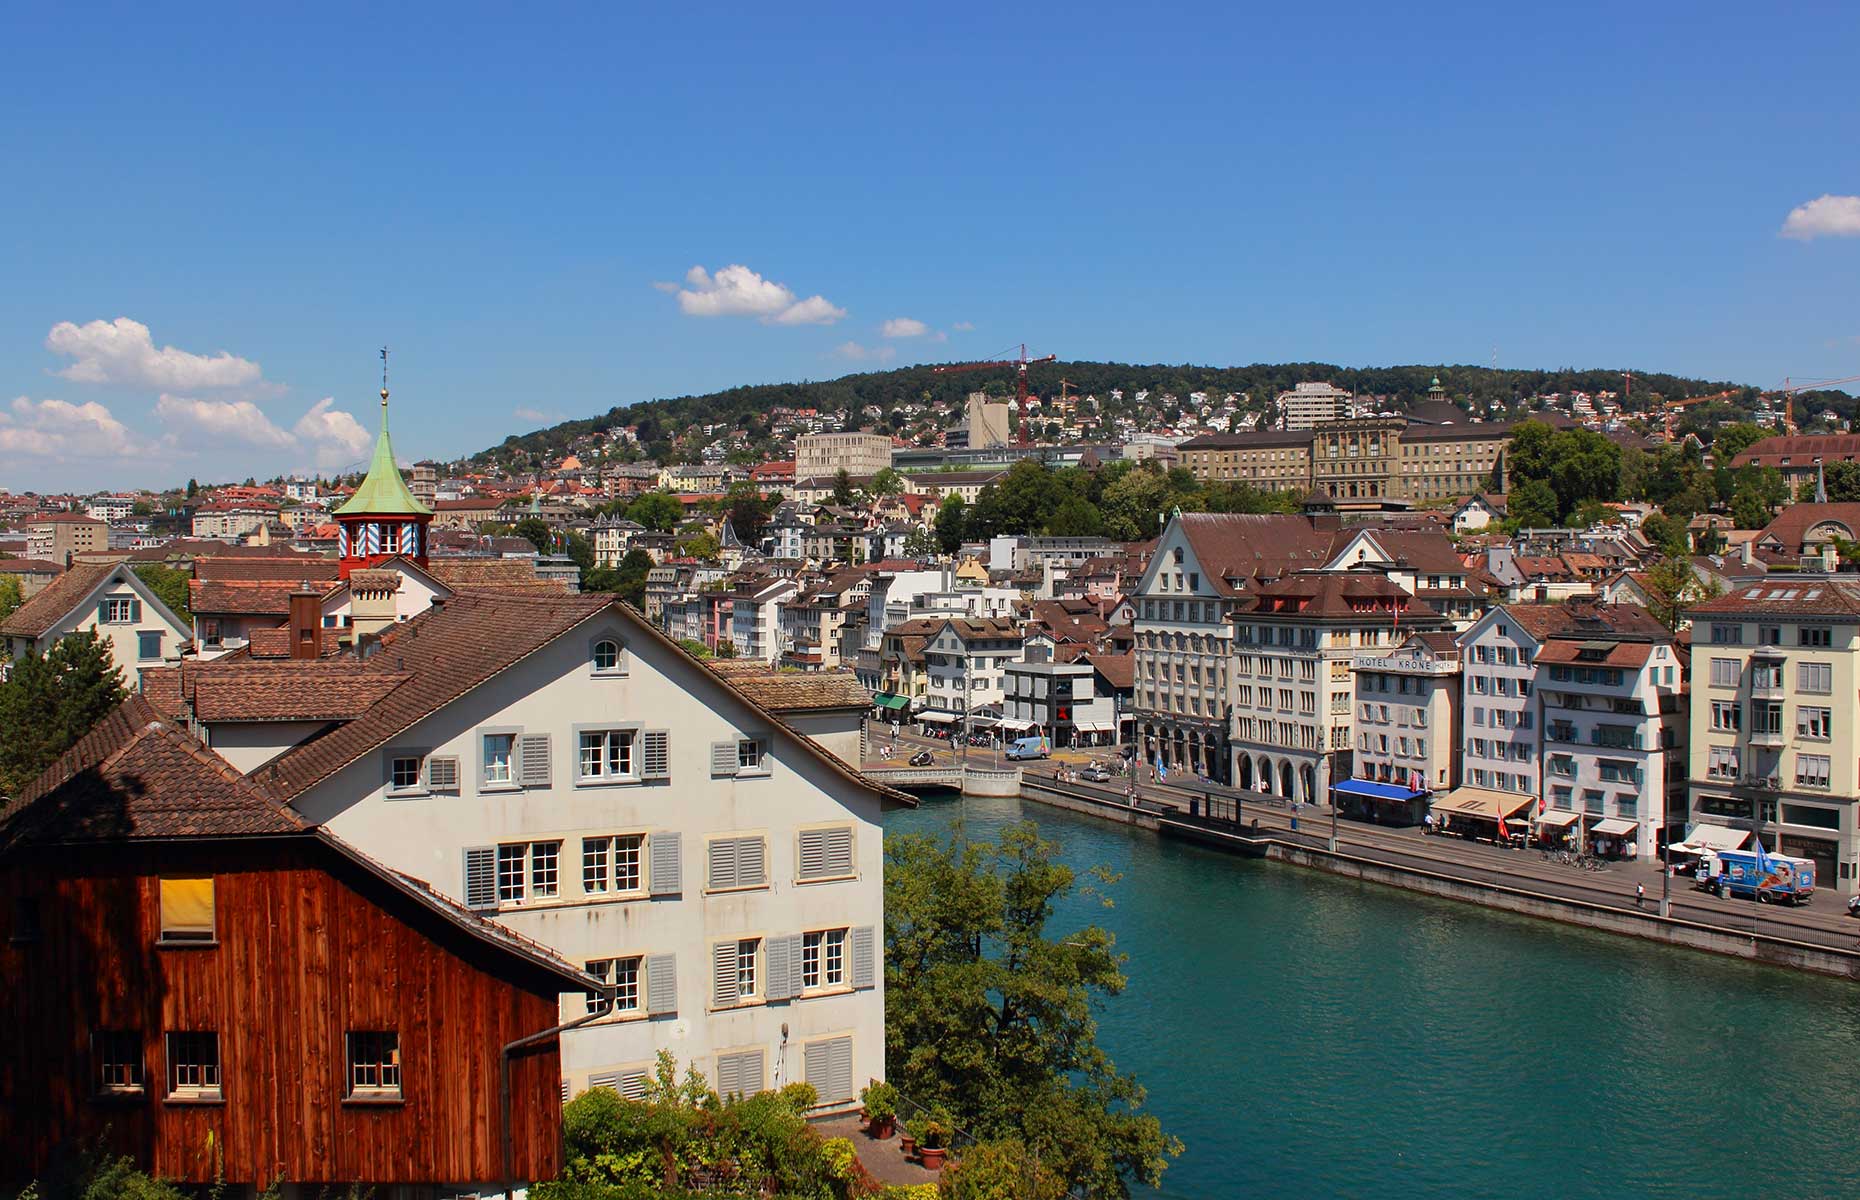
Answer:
[0,840,563,1189]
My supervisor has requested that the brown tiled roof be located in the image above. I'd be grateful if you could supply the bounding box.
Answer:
[1175,514,1336,596]
[0,557,62,576]
[1242,571,1444,622]
[426,557,571,593]
[0,696,305,846]
[0,560,118,638]
[1086,653,1134,690]
[1755,503,1860,555]
[1359,530,1466,574]
[1500,599,1674,642]
[1534,641,1654,667]
[138,667,186,720]
[195,556,342,583]
[191,661,413,722]
[190,578,319,617]
[704,665,872,712]
[1732,434,1860,468]
[1688,580,1860,618]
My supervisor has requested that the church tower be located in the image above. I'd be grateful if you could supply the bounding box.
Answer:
[334,361,432,580]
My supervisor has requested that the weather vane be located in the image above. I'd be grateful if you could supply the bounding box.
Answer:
[380,345,390,404]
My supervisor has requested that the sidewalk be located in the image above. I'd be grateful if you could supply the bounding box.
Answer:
[810,1112,942,1187]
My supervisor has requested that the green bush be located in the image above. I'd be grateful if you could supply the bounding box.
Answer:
[939,1139,1068,1200]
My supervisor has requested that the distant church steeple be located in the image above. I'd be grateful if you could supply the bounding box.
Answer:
[334,348,433,580]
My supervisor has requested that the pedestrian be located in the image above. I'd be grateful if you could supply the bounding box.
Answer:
[1635,882,1645,908]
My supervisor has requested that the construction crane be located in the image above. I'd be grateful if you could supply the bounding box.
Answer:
[1771,376,1860,436]
[933,343,1057,445]
[1662,390,1737,441]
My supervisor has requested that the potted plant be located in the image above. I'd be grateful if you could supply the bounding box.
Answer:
[898,1123,917,1156]
[860,1081,899,1139]
[918,1110,953,1169]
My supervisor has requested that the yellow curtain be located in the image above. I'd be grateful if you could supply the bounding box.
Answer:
[160,877,215,935]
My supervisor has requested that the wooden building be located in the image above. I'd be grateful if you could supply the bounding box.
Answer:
[0,697,598,1195]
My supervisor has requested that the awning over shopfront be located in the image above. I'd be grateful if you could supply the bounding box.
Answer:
[917,710,958,724]
[1335,779,1425,803]
[1535,809,1583,829]
[1591,817,1639,837]
[1670,823,1751,854]
[1431,787,1535,822]
[872,693,909,710]
[968,714,999,728]
[1072,720,1114,734]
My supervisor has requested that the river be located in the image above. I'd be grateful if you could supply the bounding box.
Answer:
[885,792,1860,1199]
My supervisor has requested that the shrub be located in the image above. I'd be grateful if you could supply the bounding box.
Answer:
[939,1139,1068,1200]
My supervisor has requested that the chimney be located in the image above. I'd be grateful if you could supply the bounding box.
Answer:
[1740,537,1755,567]
[288,585,321,660]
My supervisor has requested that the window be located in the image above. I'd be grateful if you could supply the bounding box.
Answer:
[137,631,162,661]
[592,638,624,672]
[1710,624,1743,645]
[1801,627,1832,647]
[1797,755,1832,790]
[1783,804,1841,830]
[1710,702,1741,732]
[801,928,848,990]
[708,836,768,891]
[1759,625,1782,646]
[94,1031,144,1095]
[1708,746,1740,779]
[737,739,764,772]
[531,841,560,897]
[483,733,515,785]
[102,595,138,623]
[1799,662,1833,694]
[164,1032,221,1100]
[390,755,424,793]
[158,877,215,943]
[496,841,561,903]
[586,956,642,1017]
[578,730,636,782]
[346,1032,401,1100]
[498,845,526,901]
[1798,707,1832,740]
[797,826,855,881]
[583,834,644,894]
[737,938,759,999]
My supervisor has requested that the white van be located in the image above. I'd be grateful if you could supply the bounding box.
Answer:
[1006,735,1050,761]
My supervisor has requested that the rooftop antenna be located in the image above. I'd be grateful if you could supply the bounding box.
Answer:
[380,345,391,408]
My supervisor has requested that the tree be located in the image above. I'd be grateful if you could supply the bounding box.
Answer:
[1825,461,1860,503]
[584,548,656,610]
[868,466,905,497]
[935,494,968,553]
[185,478,199,499]
[677,531,720,562]
[0,629,128,797]
[1711,422,1771,462]
[1730,465,1787,529]
[627,491,684,533]
[1099,466,1172,541]
[512,516,555,555]
[885,823,1181,1198]
[724,482,773,545]
[131,564,191,624]
[0,574,22,628]
[1046,495,1105,537]
[1641,556,1712,631]
[831,468,856,507]
[1640,512,1689,557]
[564,531,596,576]
[903,526,938,558]
[1570,499,1615,529]
[1508,479,1560,529]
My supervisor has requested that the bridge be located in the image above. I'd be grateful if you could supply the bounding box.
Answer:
[862,764,1022,797]
[864,766,964,788]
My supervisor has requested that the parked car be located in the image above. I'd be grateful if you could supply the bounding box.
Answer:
[1080,765,1112,783]
[908,749,934,767]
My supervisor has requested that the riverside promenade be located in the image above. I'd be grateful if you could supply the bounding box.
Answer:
[1003,759,1860,977]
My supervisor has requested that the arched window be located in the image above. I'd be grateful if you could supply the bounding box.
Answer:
[592,639,622,672]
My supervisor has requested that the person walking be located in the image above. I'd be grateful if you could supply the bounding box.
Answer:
[1635,882,1645,908]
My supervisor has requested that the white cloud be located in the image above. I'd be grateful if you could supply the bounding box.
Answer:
[882,317,930,338]
[292,397,374,470]
[155,394,295,448]
[46,317,264,389]
[666,264,845,325]
[514,405,552,422]
[1781,195,1860,240]
[952,320,975,332]
[0,395,148,458]
[834,341,896,364]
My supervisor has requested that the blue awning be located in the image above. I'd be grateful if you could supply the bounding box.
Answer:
[1335,779,1425,802]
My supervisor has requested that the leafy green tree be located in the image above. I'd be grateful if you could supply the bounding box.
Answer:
[1730,466,1787,529]
[831,468,856,507]
[935,494,968,553]
[1546,428,1622,518]
[185,477,199,499]
[1508,478,1560,528]
[627,492,685,533]
[513,516,556,555]
[1570,499,1615,529]
[1711,422,1771,462]
[903,527,938,558]
[868,466,905,497]
[1640,512,1689,557]
[0,574,23,627]
[677,531,720,562]
[675,638,715,659]
[1641,556,1716,631]
[0,629,128,797]
[1046,495,1105,537]
[885,823,1181,1198]
[1100,466,1172,541]
[941,1137,1069,1200]
[130,564,192,625]
[725,482,773,545]
[584,548,656,609]
[1824,461,1860,503]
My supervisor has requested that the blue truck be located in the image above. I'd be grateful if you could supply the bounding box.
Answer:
[1696,848,1816,905]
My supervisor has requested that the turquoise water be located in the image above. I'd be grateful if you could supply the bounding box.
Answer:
[885,793,1860,1199]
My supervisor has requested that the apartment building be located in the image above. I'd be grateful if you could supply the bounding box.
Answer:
[175,590,900,1109]
[796,432,892,478]
[0,561,189,682]
[1347,632,1461,822]
[1277,381,1352,429]
[1176,418,1522,504]
[25,512,108,562]
[1231,573,1448,803]
[1686,581,1860,890]
[918,617,1024,726]
[730,577,801,663]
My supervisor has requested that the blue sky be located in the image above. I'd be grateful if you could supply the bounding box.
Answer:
[3,2,1857,491]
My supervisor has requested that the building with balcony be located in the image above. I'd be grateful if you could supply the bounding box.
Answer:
[1686,581,1860,890]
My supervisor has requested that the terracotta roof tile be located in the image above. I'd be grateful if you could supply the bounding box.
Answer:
[190,578,322,617]
[191,661,413,722]
[425,557,570,593]
[1688,580,1860,618]
[0,560,118,638]
[703,665,873,712]
[1500,599,1674,642]
[194,556,342,582]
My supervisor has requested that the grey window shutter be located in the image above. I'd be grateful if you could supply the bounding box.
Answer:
[827,1037,853,1104]
[765,933,797,1002]
[708,839,738,890]
[738,837,766,887]
[849,925,876,990]
[824,827,854,877]
[739,1048,765,1095]
[561,1080,570,1103]
[803,1040,830,1094]
[589,1071,620,1092]
[715,1052,740,1098]
[463,847,498,910]
[641,730,670,780]
[648,832,682,895]
[518,733,552,787]
[130,598,142,622]
[427,755,460,791]
[645,954,677,1015]
[96,600,109,624]
[797,829,827,880]
[711,941,739,1007]
[711,740,740,776]
[619,1069,649,1100]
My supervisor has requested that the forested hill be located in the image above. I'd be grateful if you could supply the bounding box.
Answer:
[475,359,1754,468]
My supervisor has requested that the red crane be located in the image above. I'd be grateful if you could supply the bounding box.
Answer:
[933,343,1057,445]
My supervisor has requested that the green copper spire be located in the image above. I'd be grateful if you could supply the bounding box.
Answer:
[335,383,430,517]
